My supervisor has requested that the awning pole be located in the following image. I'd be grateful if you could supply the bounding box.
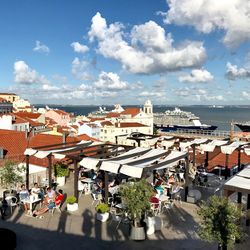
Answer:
[25,155,29,190]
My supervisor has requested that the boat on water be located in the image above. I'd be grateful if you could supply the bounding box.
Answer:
[154,107,217,132]
[234,122,250,132]
[88,104,124,118]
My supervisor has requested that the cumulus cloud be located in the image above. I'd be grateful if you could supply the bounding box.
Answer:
[33,40,50,53]
[14,61,50,85]
[139,91,165,97]
[71,57,92,80]
[179,69,214,83]
[94,71,128,91]
[88,12,206,74]
[225,62,250,80]
[165,0,250,49]
[42,84,60,91]
[242,91,250,100]
[71,42,89,53]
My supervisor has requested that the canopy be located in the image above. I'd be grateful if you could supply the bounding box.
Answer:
[81,147,150,171]
[224,165,250,193]
[155,151,188,170]
[180,138,208,150]
[199,140,228,152]
[119,164,145,178]
[244,148,250,156]
[221,141,249,155]
[100,148,166,173]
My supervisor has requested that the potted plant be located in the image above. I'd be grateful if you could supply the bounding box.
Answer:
[198,195,242,250]
[95,203,110,222]
[54,163,69,186]
[0,160,24,191]
[119,179,153,240]
[66,196,78,212]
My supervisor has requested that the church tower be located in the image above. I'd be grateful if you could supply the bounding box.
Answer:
[143,100,153,114]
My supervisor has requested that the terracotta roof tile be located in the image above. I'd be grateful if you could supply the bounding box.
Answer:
[101,121,113,127]
[15,112,41,119]
[115,122,147,128]
[106,112,120,118]
[120,108,140,117]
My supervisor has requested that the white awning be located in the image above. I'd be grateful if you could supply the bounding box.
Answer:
[244,148,250,156]
[79,157,100,170]
[34,151,51,159]
[119,164,145,178]
[100,161,121,174]
[155,151,188,170]
[224,166,250,193]
[24,148,37,156]
[53,153,66,159]
[221,141,248,155]
[200,140,228,152]
[19,164,47,176]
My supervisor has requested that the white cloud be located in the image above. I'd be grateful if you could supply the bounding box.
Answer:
[226,62,250,80]
[71,42,89,53]
[14,61,50,85]
[139,91,164,97]
[242,91,250,100]
[94,71,128,91]
[33,40,50,53]
[71,57,91,80]
[88,12,206,74]
[165,0,250,48]
[179,69,214,83]
[42,84,60,91]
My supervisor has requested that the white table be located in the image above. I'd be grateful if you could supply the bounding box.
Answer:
[109,186,119,195]
[159,195,170,202]
[81,178,93,194]
[27,196,41,215]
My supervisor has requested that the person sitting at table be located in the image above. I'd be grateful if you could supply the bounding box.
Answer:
[45,187,56,204]
[169,182,181,199]
[32,195,55,218]
[31,183,44,200]
[154,172,162,185]
[154,180,164,196]
[55,189,64,207]
[19,184,30,214]
[168,174,175,184]
[88,169,97,180]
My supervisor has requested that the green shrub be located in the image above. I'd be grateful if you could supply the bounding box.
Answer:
[66,196,77,204]
[95,203,110,214]
[54,163,69,177]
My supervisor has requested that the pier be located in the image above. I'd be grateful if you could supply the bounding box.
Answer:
[161,129,250,140]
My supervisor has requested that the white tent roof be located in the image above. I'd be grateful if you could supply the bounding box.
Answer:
[200,140,228,152]
[224,165,250,193]
[119,164,145,178]
[180,138,208,149]
[19,164,47,176]
[221,141,248,155]
[244,148,250,156]
[81,147,151,171]
[155,151,188,170]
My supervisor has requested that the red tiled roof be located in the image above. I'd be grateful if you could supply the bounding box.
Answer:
[71,125,78,130]
[53,110,69,116]
[115,122,147,128]
[15,112,41,119]
[120,108,140,117]
[106,112,120,118]
[101,121,113,127]
[88,117,105,122]
[0,93,17,96]
[12,116,29,124]
[21,117,44,127]
[0,97,8,103]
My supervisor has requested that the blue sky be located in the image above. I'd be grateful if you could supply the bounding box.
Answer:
[0,0,250,105]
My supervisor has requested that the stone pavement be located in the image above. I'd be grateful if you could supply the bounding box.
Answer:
[0,174,249,250]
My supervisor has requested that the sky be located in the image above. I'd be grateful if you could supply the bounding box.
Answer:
[0,0,250,105]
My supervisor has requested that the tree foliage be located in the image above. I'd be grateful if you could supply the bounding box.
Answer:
[119,179,153,226]
[0,160,24,189]
[54,163,69,177]
[198,195,242,249]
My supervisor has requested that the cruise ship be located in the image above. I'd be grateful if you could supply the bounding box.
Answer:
[154,107,217,132]
[234,122,250,132]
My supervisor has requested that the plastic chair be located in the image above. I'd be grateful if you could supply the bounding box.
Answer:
[109,210,122,229]
[91,192,102,206]
[5,196,18,214]
[78,181,87,198]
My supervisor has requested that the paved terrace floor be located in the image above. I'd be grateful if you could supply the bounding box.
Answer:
[0,173,249,250]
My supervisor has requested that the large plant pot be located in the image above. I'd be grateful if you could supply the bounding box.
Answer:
[145,216,155,235]
[96,212,109,222]
[57,176,66,186]
[130,225,146,240]
[67,203,78,212]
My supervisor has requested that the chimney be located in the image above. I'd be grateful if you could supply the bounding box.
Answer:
[62,133,67,144]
